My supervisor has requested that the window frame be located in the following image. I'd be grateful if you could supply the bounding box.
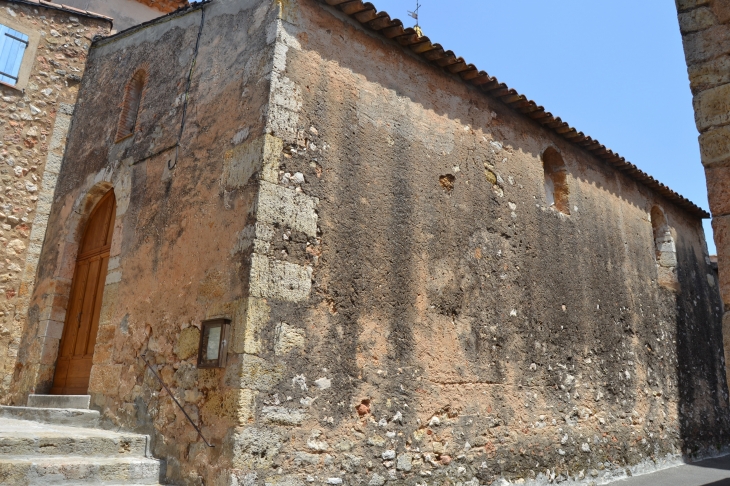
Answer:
[197,318,231,369]
[0,12,39,92]
[115,69,147,143]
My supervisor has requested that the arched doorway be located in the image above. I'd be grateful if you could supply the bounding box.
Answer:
[51,190,116,395]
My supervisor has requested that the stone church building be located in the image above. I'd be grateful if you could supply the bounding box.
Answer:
[1,0,729,484]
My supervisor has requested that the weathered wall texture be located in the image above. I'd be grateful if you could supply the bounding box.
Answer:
[0,1,110,401]
[11,0,280,483]
[676,0,730,388]
[9,0,730,485]
[236,2,727,485]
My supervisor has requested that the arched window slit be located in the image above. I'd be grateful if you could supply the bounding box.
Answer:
[543,147,570,214]
[116,70,146,142]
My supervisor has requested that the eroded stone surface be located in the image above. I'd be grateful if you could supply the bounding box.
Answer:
[3,1,727,485]
[676,0,730,397]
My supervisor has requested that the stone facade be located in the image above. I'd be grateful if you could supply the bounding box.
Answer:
[0,1,110,401]
[676,0,730,388]
[6,0,730,485]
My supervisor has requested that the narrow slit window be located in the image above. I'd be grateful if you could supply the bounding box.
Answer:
[116,70,146,142]
[0,24,28,86]
[543,147,570,214]
[651,206,676,267]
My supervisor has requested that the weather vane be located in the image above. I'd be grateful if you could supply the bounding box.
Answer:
[408,0,421,28]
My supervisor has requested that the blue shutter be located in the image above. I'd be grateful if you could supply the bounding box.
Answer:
[0,25,28,86]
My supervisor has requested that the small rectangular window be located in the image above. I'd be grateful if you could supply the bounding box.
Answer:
[0,24,28,86]
[197,318,230,368]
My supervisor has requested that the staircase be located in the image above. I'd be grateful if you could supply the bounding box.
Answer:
[0,395,166,485]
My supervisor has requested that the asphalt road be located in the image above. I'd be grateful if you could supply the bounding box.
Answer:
[614,455,730,486]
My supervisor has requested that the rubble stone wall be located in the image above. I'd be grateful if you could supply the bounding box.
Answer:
[8,1,730,485]
[10,0,279,483]
[240,1,729,485]
[676,0,730,388]
[0,1,110,402]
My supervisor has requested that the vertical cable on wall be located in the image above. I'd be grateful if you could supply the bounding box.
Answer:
[169,4,206,171]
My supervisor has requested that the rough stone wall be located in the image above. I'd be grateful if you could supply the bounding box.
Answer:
[8,1,730,486]
[10,0,284,484]
[676,0,730,389]
[0,1,110,402]
[232,1,728,485]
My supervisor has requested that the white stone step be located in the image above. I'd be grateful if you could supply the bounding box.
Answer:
[0,405,100,428]
[27,394,91,409]
[0,455,163,485]
[0,417,149,457]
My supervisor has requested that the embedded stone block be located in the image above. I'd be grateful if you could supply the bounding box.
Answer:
[200,388,246,423]
[262,134,284,184]
[657,266,680,292]
[700,124,730,167]
[705,165,730,215]
[229,426,282,469]
[37,320,63,340]
[274,322,305,355]
[231,297,270,355]
[713,214,730,303]
[679,7,717,34]
[262,405,307,425]
[224,353,283,391]
[39,338,59,365]
[221,136,265,189]
[257,181,318,237]
[677,0,710,12]
[682,25,730,65]
[175,326,200,361]
[712,1,730,24]
[234,388,257,426]
[250,254,312,302]
[694,82,730,131]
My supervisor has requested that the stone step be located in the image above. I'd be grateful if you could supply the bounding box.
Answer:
[0,405,100,428]
[0,418,149,457]
[0,455,163,485]
[27,394,90,410]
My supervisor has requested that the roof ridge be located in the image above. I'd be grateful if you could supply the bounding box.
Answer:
[317,0,709,219]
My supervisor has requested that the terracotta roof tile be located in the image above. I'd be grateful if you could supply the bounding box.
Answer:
[318,0,710,219]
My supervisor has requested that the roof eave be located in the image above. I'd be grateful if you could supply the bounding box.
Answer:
[317,0,710,219]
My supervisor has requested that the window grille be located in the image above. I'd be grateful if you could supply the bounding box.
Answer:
[0,24,28,86]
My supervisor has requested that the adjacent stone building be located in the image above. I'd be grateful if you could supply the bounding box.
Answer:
[676,0,730,387]
[0,0,111,401]
[5,0,730,484]
[59,0,190,32]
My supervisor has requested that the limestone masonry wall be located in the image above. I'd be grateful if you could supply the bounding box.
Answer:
[7,0,730,485]
[12,1,277,482]
[676,0,730,390]
[240,2,726,485]
[0,1,110,402]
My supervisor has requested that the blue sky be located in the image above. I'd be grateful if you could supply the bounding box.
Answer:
[368,0,715,253]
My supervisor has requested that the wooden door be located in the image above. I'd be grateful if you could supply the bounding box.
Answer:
[51,190,116,395]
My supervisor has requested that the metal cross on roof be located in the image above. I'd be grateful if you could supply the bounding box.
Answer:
[408,0,421,28]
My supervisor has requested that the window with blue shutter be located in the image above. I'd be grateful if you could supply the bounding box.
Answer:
[0,24,28,86]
